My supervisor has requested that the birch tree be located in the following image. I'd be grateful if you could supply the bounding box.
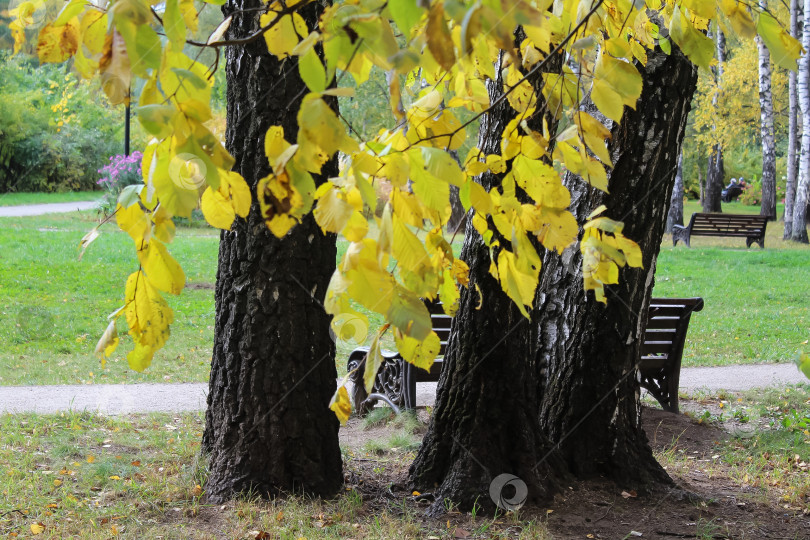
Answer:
[703,28,725,213]
[796,0,810,243]
[667,153,685,233]
[758,0,777,221]
[786,0,802,237]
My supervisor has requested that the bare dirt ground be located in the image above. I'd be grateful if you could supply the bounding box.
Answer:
[338,404,810,539]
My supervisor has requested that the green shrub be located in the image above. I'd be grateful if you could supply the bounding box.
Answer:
[0,52,141,193]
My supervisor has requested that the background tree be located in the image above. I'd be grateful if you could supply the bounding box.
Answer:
[757,0,777,221]
[796,0,810,243]
[786,0,802,238]
[703,28,726,213]
[667,152,685,233]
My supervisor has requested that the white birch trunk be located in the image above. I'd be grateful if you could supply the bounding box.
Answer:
[794,0,810,242]
[758,0,777,221]
[786,0,801,237]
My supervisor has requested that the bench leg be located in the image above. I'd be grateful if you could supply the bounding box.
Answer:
[401,361,417,410]
[746,236,765,249]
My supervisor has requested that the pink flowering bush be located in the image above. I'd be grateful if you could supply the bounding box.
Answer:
[98,152,143,214]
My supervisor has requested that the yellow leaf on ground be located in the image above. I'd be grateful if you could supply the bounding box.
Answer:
[30,523,45,535]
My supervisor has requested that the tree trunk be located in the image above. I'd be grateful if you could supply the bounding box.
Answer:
[794,0,810,243]
[758,0,778,221]
[666,152,685,233]
[785,0,801,237]
[537,47,698,488]
[409,58,566,515]
[202,0,343,501]
[703,29,725,213]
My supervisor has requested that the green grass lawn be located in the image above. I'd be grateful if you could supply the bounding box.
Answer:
[0,201,808,386]
[0,191,102,206]
[654,201,810,366]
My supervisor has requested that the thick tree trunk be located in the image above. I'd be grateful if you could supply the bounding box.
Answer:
[202,0,343,501]
[794,0,810,242]
[703,29,725,213]
[537,47,698,487]
[758,0,778,221]
[409,59,566,515]
[666,152,685,233]
[785,0,801,237]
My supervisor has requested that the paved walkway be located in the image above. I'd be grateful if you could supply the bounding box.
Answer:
[0,363,805,415]
[0,200,99,217]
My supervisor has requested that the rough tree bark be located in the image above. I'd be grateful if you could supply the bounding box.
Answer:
[536,47,698,487]
[703,28,725,213]
[758,0,778,221]
[794,0,810,243]
[202,0,343,501]
[785,0,801,237]
[666,152,685,233]
[409,58,566,515]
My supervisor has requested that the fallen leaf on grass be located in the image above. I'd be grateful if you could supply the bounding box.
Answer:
[452,528,470,538]
[30,523,45,535]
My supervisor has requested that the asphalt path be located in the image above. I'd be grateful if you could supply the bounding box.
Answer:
[0,363,805,415]
[0,200,99,217]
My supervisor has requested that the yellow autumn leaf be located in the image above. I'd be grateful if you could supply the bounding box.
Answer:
[426,2,455,71]
[314,185,354,234]
[137,239,185,295]
[496,249,536,318]
[37,19,81,63]
[200,190,230,230]
[265,126,291,161]
[261,10,308,60]
[116,202,150,243]
[363,332,384,393]
[669,6,714,69]
[757,11,802,71]
[395,330,440,371]
[329,384,352,425]
[95,320,119,367]
[392,215,430,274]
[30,523,45,535]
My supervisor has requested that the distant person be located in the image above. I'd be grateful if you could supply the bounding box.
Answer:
[721,177,743,203]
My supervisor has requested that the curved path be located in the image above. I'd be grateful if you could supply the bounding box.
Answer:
[0,200,99,217]
[0,363,805,415]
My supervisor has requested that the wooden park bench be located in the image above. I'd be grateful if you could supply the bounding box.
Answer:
[347,297,704,415]
[672,213,768,248]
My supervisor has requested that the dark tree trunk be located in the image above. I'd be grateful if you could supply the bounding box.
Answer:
[409,58,566,515]
[202,0,343,502]
[703,147,724,213]
[447,151,466,233]
[536,47,698,488]
[666,152,685,233]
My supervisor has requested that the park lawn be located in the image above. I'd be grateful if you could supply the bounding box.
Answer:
[0,388,808,538]
[0,191,102,206]
[654,200,810,366]
[0,204,808,386]
[0,211,220,386]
